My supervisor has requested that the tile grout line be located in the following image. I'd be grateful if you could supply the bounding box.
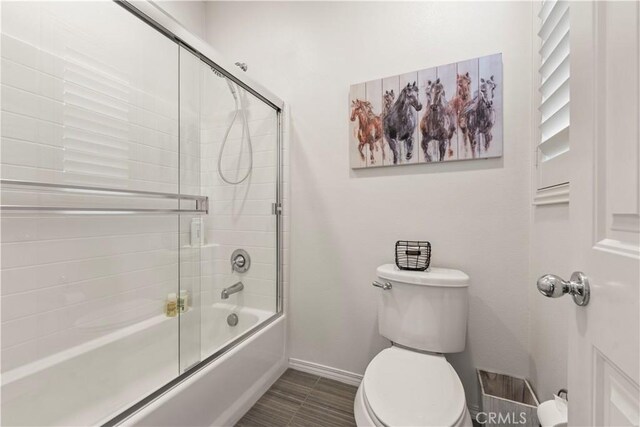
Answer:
[285,376,321,427]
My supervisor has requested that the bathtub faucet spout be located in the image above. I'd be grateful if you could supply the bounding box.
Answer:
[221,281,244,299]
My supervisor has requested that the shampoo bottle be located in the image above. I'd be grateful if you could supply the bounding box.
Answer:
[166,293,178,317]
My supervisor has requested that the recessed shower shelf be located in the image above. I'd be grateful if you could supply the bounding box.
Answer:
[0,179,209,214]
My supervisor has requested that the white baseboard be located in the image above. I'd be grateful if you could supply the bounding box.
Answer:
[288,358,363,387]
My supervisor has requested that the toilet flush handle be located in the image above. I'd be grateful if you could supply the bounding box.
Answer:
[372,281,392,290]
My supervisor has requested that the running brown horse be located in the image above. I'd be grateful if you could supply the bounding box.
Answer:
[350,99,384,164]
[450,72,472,116]
[449,72,472,156]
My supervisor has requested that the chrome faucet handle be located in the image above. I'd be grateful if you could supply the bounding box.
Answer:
[231,249,250,273]
[233,255,245,268]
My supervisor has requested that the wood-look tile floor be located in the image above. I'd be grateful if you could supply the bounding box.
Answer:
[236,369,358,427]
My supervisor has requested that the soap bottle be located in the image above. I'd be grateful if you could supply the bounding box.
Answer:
[178,290,189,313]
[166,293,178,317]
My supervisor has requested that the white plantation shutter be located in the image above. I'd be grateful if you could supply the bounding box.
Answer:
[537,0,570,189]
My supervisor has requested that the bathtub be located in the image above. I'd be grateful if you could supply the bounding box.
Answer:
[123,313,286,427]
[201,303,276,357]
[1,304,285,426]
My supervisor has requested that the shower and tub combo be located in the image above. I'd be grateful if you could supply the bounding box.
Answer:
[0,1,286,425]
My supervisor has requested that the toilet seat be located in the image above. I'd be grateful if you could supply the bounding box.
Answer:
[360,346,468,427]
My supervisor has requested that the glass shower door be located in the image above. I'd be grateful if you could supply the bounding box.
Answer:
[0,2,183,424]
[1,1,281,424]
[196,57,280,361]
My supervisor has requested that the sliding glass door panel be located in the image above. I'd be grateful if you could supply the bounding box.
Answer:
[198,59,279,360]
[0,2,180,425]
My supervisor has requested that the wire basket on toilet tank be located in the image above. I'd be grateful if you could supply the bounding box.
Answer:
[395,241,431,271]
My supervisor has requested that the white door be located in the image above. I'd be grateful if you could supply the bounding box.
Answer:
[569,1,640,425]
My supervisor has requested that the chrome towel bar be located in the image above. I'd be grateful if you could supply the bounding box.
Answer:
[0,179,208,214]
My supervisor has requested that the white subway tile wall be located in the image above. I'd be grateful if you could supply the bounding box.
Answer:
[0,2,181,425]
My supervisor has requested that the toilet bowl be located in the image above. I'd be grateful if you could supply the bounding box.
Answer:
[354,346,472,427]
[355,264,472,427]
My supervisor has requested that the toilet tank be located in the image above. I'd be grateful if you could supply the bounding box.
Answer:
[375,264,469,353]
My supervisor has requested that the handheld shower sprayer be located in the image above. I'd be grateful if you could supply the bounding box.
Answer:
[211,64,252,185]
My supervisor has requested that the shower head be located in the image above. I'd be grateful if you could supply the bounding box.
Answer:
[209,61,247,77]
[210,66,225,78]
[209,66,238,100]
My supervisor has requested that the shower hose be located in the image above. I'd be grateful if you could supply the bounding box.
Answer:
[217,79,253,185]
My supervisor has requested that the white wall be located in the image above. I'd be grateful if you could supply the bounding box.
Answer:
[151,0,207,40]
[206,1,534,410]
[528,205,570,401]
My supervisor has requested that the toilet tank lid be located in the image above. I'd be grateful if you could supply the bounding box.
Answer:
[377,264,470,287]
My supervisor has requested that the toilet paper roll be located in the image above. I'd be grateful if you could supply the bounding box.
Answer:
[537,395,568,427]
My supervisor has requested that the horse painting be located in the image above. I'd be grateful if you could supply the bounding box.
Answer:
[350,99,384,165]
[460,75,497,158]
[348,53,501,169]
[383,82,422,164]
[419,78,456,162]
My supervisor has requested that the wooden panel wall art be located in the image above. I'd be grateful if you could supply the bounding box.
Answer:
[349,53,503,169]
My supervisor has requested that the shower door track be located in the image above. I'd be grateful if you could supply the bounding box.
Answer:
[94,2,285,425]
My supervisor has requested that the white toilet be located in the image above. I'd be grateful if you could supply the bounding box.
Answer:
[354,264,473,427]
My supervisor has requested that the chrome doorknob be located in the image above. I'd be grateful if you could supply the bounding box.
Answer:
[537,271,590,306]
[537,274,567,298]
